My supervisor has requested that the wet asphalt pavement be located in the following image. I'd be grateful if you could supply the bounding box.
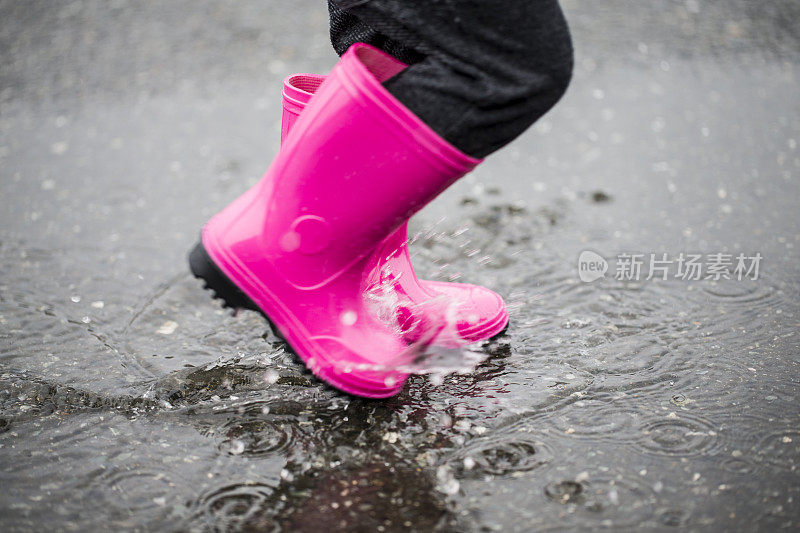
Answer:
[1,1,799,531]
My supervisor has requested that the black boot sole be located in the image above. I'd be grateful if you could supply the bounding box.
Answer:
[188,241,260,312]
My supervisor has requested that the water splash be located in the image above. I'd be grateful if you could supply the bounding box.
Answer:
[359,260,493,380]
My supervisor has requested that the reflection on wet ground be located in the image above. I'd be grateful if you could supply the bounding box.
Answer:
[1,0,799,531]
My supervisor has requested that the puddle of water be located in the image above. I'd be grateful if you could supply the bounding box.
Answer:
[2,191,798,531]
[2,5,800,527]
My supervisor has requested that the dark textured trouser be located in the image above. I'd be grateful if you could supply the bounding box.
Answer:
[328,0,573,158]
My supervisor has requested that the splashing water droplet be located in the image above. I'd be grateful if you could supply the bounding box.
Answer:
[228,439,245,455]
[156,320,178,335]
[340,310,357,326]
[436,466,460,495]
[359,265,492,380]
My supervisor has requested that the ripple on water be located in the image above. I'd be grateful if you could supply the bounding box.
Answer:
[545,397,646,443]
[0,289,157,383]
[689,278,787,353]
[754,428,800,470]
[702,412,791,477]
[0,243,159,383]
[541,472,658,530]
[515,281,703,396]
[655,508,689,528]
[449,430,554,477]
[191,483,277,532]
[634,411,723,457]
[189,398,317,460]
[567,334,672,377]
[544,480,584,504]
[121,274,286,374]
[219,415,307,457]
[714,409,765,476]
[101,468,177,514]
[700,278,782,307]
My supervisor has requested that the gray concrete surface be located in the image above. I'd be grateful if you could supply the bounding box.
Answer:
[1,1,799,531]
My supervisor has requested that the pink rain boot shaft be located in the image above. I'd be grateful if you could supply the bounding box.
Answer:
[282,74,509,345]
[192,44,481,397]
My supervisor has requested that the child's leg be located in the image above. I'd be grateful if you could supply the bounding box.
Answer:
[330,0,574,158]
[328,1,423,65]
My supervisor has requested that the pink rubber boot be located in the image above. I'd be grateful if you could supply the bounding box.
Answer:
[281,74,509,344]
[190,44,484,397]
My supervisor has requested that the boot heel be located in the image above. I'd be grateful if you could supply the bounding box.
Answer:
[188,241,259,313]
